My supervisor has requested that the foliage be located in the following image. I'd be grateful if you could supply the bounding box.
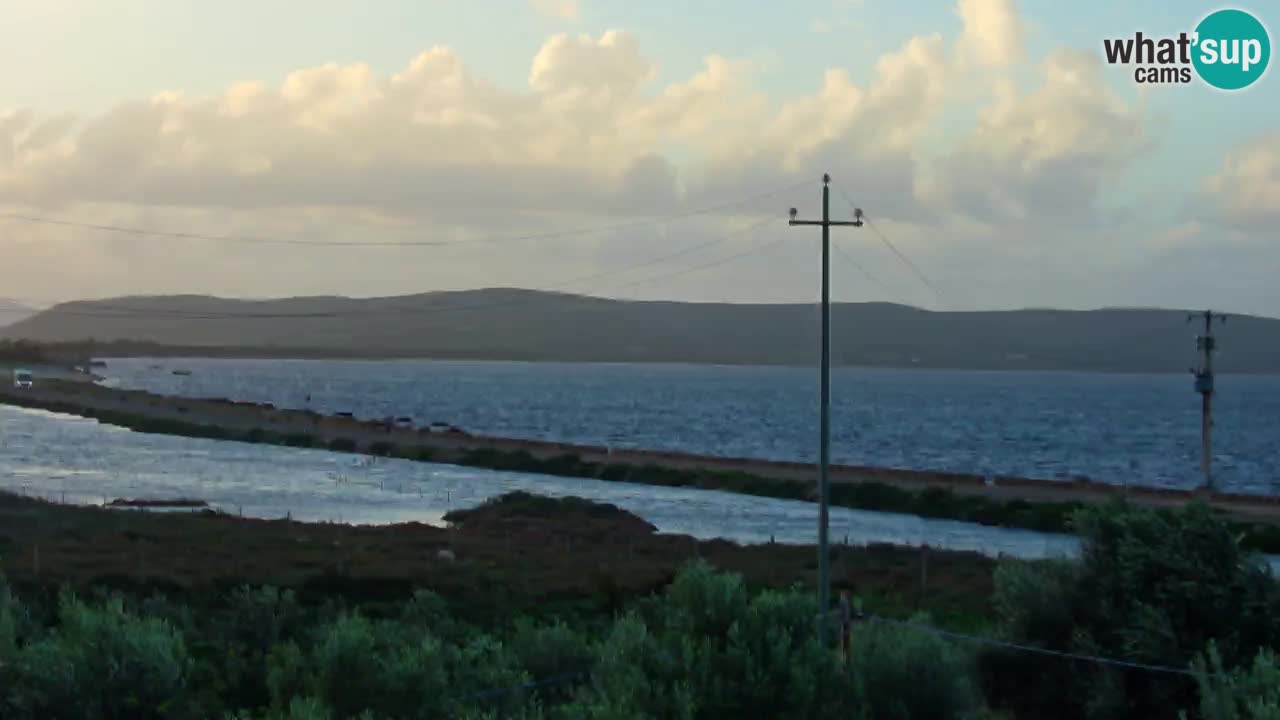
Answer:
[981,500,1280,720]
[4,593,193,720]
[4,500,1279,720]
[0,563,987,720]
[852,615,979,720]
[1192,643,1280,720]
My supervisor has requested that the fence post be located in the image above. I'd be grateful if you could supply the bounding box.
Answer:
[921,544,929,590]
[839,591,851,664]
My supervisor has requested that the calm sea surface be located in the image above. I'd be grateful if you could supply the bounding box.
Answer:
[100,358,1280,495]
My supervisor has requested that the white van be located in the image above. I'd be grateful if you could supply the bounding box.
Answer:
[12,369,33,389]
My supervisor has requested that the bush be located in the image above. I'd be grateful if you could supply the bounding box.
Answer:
[4,594,192,720]
[982,500,1280,720]
[851,614,979,720]
[328,438,357,453]
[0,578,24,659]
[245,428,272,444]
[213,587,305,709]
[567,561,872,719]
[508,620,593,703]
[1193,643,1280,720]
[263,610,529,720]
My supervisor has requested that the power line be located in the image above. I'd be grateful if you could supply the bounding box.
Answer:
[610,219,783,292]
[865,614,1206,678]
[464,669,593,703]
[463,613,1211,707]
[864,217,942,300]
[0,180,808,249]
[831,239,893,297]
[830,183,942,303]
[0,218,777,322]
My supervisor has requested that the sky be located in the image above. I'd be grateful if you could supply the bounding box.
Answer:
[1,0,1278,316]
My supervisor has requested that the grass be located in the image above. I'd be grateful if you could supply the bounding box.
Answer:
[0,489,997,631]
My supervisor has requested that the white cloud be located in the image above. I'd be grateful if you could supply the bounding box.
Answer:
[923,48,1149,227]
[955,0,1025,69]
[4,1,1268,315]
[530,0,580,21]
[1204,131,1280,229]
[0,27,954,224]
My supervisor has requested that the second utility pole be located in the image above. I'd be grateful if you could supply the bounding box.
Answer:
[789,173,862,642]
[1189,309,1226,490]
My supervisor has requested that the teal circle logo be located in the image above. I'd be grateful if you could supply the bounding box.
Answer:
[1192,9,1271,90]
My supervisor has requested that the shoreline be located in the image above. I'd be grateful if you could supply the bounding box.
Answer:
[10,346,1280,376]
[3,377,1280,550]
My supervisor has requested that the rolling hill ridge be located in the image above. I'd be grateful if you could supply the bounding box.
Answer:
[3,289,1276,373]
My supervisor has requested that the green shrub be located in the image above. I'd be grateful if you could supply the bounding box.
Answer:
[245,428,272,444]
[982,501,1280,720]
[660,560,750,640]
[225,695,336,720]
[508,620,593,704]
[559,612,695,720]
[328,438,357,453]
[5,594,192,720]
[0,578,24,660]
[598,464,633,482]
[298,614,388,717]
[399,590,464,644]
[213,587,306,709]
[583,561,866,719]
[851,614,979,720]
[1192,643,1280,720]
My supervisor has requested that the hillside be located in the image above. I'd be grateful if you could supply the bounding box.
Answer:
[0,300,35,327]
[4,289,1278,373]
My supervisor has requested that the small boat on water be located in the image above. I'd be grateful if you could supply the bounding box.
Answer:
[172,369,192,376]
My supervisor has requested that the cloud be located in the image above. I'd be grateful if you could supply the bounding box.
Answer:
[922,48,1150,227]
[955,0,1025,69]
[530,0,580,21]
[6,1,1258,314]
[0,26,954,226]
[1203,131,1280,230]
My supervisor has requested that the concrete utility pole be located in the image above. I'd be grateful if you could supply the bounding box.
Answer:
[789,173,862,642]
[1189,310,1226,490]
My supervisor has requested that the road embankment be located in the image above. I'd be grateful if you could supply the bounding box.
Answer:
[3,378,1280,547]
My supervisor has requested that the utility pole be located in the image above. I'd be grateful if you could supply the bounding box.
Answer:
[1188,310,1226,490]
[789,173,862,642]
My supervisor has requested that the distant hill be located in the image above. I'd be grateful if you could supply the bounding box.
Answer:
[0,300,36,327]
[4,289,1278,373]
